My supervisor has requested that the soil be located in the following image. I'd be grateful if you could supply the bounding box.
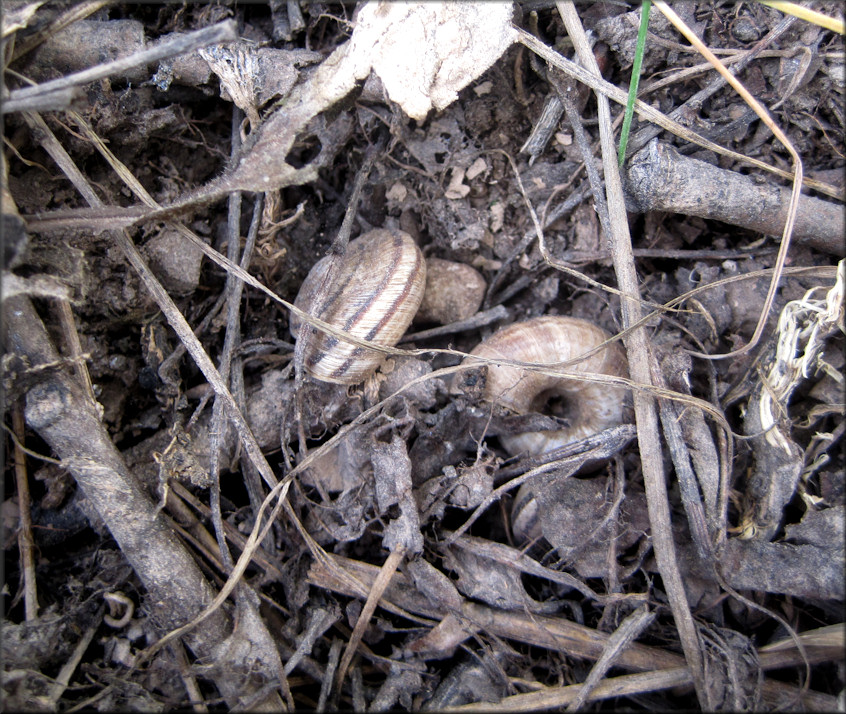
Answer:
[2,1,844,711]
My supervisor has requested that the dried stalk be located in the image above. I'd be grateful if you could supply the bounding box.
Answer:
[12,405,38,621]
[5,21,238,111]
[556,1,708,705]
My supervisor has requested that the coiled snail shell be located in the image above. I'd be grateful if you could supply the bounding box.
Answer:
[456,315,628,456]
[290,229,426,384]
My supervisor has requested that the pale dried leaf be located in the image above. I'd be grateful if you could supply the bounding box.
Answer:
[356,2,517,121]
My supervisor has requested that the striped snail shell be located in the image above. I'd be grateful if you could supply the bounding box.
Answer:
[290,229,426,384]
[455,315,628,456]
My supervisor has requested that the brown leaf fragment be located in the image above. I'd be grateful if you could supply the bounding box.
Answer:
[304,488,369,544]
[720,537,844,600]
[446,462,494,510]
[405,557,463,613]
[741,267,844,540]
[443,546,556,614]
[199,44,320,125]
[2,1,43,38]
[425,652,510,709]
[405,613,478,659]
[373,434,423,554]
[784,504,845,547]
[538,476,649,580]
[370,661,425,712]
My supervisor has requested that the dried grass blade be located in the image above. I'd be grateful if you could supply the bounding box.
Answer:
[759,0,845,34]
[334,547,406,694]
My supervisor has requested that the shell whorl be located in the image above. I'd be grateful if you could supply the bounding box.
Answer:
[460,315,628,456]
[290,229,426,384]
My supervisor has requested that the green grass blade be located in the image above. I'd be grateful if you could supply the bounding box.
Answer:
[618,0,651,165]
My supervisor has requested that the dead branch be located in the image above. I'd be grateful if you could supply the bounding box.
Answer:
[3,21,238,114]
[626,140,845,256]
[2,297,230,666]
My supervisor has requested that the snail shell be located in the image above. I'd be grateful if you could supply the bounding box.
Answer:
[290,229,426,384]
[456,315,628,456]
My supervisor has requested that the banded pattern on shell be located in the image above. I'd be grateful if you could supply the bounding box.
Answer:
[290,229,426,384]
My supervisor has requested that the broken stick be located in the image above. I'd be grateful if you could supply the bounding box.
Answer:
[625,140,844,256]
